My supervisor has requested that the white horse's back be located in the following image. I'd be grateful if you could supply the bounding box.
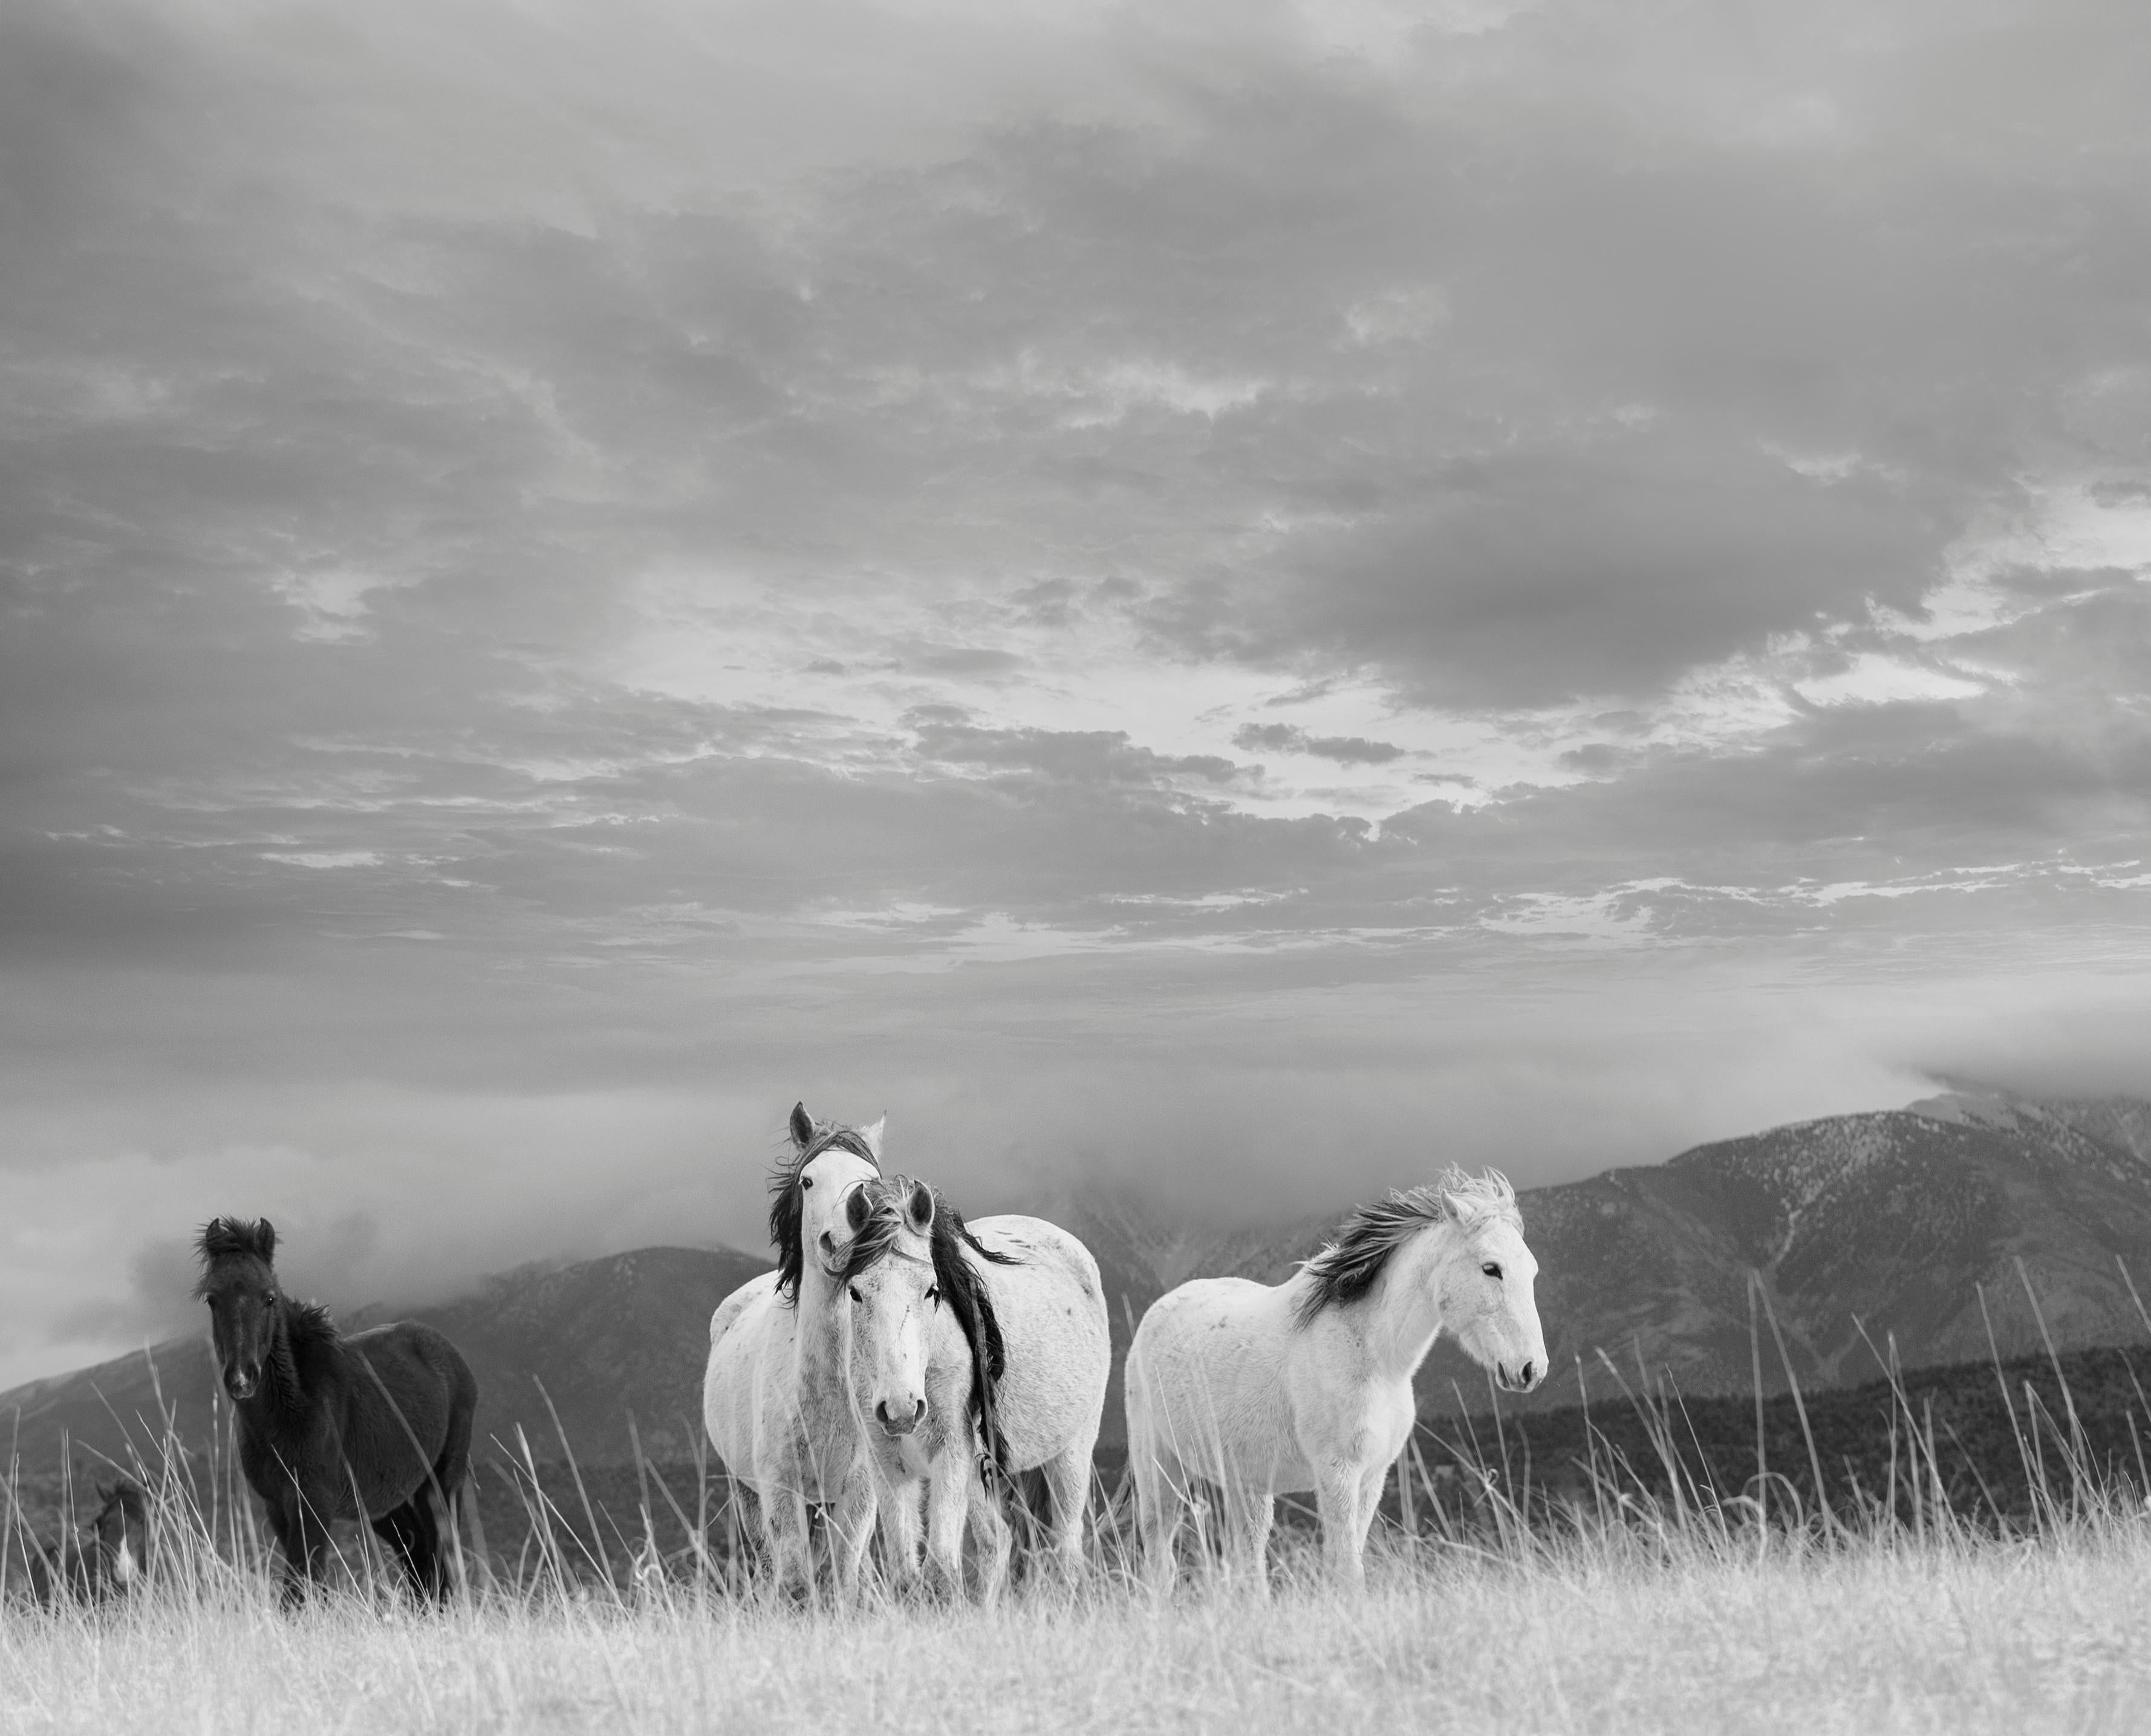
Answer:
[1127,1274,1310,1492]
[966,1214,1110,1475]
[701,1270,782,1481]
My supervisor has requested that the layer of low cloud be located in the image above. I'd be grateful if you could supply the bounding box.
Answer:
[1,0,2148,1386]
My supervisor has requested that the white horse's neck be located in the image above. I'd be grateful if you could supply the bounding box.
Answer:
[1358,1220,1460,1382]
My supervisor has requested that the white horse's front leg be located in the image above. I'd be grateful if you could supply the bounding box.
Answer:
[922,1451,974,1598]
[826,1470,879,1604]
[760,1484,814,1602]
[1313,1460,1372,1591]
[876,1475,923,1593]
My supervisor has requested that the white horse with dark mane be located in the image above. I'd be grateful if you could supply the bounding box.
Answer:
[1125,1169,1546,1591]
[703,1106,1110,1599]
[702,1104,888,1598]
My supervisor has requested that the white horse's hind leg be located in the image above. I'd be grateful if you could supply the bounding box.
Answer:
[966,1476,1014,1604]
[1039,1435,1096,1585]
[1130,1439,1183,1594]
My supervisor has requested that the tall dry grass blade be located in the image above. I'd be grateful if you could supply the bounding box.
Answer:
[532,1376,618,1597]
[2013,1256,2088,1460]
[1976,1283,2037,1512]
[1752,1279,1836,1539]
[1748,1272,1768,1525]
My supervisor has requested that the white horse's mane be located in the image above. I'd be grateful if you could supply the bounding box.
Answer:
[1292,1166,1519,1328]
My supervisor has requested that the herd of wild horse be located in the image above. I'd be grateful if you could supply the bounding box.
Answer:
[17,1102,1547,1607]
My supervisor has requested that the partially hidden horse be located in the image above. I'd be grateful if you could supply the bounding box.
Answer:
[1125,1169,1546,1591]
[21,1478,152,1605]
[702,1104,894,1599]
[195,1218,479,1605]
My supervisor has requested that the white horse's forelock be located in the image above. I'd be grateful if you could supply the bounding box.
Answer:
[1436,1165,1519,1227]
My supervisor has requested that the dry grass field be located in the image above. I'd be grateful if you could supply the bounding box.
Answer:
[6,1490,2150,1734]
[7,1348,2149,1735]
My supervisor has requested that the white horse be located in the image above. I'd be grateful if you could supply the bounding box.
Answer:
[1125,1169,1546,1591]
[701,1104,893,1598]
[703,1107,1111,1598]
[835,1169,1113,1597]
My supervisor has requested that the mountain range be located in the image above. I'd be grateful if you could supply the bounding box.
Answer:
[9,1087,2150,1473]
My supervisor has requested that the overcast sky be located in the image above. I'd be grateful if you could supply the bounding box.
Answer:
[3,0,2149,1389]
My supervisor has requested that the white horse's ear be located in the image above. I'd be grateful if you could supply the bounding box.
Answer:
[789,1102,815,1150]
[857,1114,887,1163]
[1444,1190,1485,1229]
[904,1180,934,1235]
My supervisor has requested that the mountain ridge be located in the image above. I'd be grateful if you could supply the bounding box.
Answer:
[9,1088,2151,1469]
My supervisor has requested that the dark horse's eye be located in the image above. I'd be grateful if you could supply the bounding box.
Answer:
[1481,1263,1503,1281]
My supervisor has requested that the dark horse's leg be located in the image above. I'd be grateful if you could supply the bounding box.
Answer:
[371,1501,441,1602]
[267,1495,332,1609]
[426,1367,478,1604]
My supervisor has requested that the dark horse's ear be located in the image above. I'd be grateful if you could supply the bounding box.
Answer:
[905,1180,934,1237]
[789,1102,814,1150]
[845,1185,871,1233]
[256,1218,276,1263]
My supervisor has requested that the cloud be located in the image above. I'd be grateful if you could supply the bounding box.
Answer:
[0,0,2148,1386]
[1233,723,1407,764]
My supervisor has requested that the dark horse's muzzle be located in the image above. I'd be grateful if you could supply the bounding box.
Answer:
[224,1364,262,1402]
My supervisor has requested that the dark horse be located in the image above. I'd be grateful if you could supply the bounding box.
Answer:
[22,1477,152,1605]
[196,1217,478,1605]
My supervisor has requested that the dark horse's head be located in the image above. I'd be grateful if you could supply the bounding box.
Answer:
[194,1217,282,1402]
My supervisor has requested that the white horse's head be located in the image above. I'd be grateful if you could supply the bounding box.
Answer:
[772,1101,885,1303]
[835,1175,941,1440]
[1437,1174,1546,1394]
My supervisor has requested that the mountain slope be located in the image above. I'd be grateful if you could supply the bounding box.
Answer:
[9,1090,2151,1472]
[0,1246,770,1474]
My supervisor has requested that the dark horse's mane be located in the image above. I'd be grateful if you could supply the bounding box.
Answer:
[1290,1168,1519,1330]
[837,1174,1021,1481]
[767,1104,885,1305]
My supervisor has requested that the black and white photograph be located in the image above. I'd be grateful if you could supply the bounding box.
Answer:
[3,0,2149,1728]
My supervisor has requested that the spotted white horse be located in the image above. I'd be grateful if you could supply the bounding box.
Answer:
[830,1168,1110,1598]
[1125,1169,1546,1591]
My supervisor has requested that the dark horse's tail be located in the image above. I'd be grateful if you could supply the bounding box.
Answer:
[926,1194,1021,1485]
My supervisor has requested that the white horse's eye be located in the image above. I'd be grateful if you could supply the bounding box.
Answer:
[801,1176,813,1190]
[926,1286,941,1305]
[848,1286,863,1303]
[1480,1262,1503,1281]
